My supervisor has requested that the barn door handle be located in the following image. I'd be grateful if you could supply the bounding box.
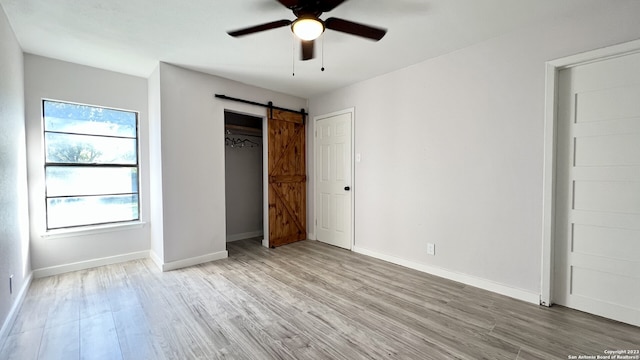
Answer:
[344,186,351,191]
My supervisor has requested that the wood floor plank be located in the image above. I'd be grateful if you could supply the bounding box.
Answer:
[44,286,80,330]
[5,238,640,359]
[79,313,122,360]
[111,305,160,360]
[0,327,43,360]
[38,321,79,360]
[8,295,50,334]
[516,347,551,360]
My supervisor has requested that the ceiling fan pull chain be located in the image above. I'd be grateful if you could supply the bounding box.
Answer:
[292,33,296,76]
[321,33,325,72]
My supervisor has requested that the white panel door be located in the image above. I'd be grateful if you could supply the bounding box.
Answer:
[554,51,640,327]
[315,112,352,249]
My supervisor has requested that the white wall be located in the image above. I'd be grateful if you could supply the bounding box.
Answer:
[156,63,306,264]
[225,134,264,241]
[308,2,640,300]
[148,65,164,264]
[0,4,31,343]
[24,55,150,272]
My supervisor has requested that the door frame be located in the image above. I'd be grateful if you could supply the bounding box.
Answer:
[540,39,640,307]
[313,108,355,250]
[221,104,270,248]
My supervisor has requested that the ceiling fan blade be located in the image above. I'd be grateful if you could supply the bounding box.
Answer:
[318,0,347,12]
[325,17,387,41]
[276,0,299,8]
[301,40,315,60]
[227,19,292,37]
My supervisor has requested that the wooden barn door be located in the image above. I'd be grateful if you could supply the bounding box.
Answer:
[268,109,306,247]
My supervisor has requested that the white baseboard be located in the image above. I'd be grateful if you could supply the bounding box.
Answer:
[226,231,263,242]
[161,250,228,272]
[0,272,33,349]
[352,246,540,305]
[32,251,149,278]
[149,250,163,272]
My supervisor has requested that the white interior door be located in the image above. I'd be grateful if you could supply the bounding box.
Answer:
[554,51,640,327]
[315,111,353,249]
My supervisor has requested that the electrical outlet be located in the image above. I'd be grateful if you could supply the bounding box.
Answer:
[427,243,435,256]
[9,275,13,294]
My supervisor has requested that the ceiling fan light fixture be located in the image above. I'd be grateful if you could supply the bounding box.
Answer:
[292,17,324,41]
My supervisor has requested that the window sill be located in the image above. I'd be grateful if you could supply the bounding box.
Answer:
[42,221,147,239]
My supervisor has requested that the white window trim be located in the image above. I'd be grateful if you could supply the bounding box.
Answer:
[42,220,146,239]
[42,99,141,231]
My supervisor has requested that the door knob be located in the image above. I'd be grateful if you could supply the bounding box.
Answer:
[344,186,351,191]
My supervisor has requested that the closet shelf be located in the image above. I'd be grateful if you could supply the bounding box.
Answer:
[225,124,262,137]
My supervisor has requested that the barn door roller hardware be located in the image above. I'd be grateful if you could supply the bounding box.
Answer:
[215,94,307,122]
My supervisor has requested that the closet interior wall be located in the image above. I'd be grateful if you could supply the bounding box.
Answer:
[224,111,264,242]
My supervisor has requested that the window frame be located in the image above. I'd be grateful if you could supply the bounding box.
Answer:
[42,99,141,231]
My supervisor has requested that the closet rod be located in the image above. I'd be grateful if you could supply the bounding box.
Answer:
[215,94,307,117]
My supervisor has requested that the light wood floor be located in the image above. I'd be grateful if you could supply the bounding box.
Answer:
[1,238,639,360]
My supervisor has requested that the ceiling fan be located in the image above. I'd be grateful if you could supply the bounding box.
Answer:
[227,0,387,61]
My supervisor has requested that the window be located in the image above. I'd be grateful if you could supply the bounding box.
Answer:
[43,100,140,230]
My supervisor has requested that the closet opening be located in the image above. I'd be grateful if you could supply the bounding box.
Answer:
[224,110,264,244]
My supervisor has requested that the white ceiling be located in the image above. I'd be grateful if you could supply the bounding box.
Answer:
[0,0,604,98]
